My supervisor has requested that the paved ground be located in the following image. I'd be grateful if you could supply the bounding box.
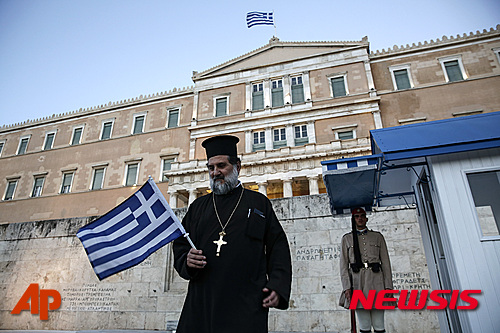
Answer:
[0,331,337,333]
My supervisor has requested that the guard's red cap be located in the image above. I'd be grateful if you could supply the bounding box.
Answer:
[351,207,366,215]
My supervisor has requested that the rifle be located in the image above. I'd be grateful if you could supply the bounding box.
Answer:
[349,288,356,333]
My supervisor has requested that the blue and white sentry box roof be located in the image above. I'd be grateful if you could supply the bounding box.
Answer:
[322,111,500,214]
[321,155,381,214]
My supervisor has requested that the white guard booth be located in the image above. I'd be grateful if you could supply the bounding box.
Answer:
[322,111,500,333]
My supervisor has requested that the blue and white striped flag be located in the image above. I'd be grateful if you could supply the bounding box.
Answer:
[77,177,186,280]
[246,11,274,28]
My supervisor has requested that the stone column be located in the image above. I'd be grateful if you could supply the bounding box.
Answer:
[372,109,383,129]
[308,176,319,195]
[307,120,316,144]
[168,191,178,209]
[302,71,312,101]
[192,91,199,121]
[245,83,252,111]
[286,124,294,147]
[245,130,252,153]
[258,182,268,196]
[263,79,271,108]
[283,74,291,105]
[189,138,196,160]
[283,178,293,198]
[265,127,273,151]
[188,188,198,205]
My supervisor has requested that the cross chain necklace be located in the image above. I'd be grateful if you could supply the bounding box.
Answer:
[212,187,244,256]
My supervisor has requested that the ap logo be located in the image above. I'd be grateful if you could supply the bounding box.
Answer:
[11,283,61,320]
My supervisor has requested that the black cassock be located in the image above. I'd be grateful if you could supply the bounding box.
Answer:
[173,185,292,333]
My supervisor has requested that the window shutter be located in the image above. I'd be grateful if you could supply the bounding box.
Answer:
[332,77,347,97]
[291,84,304,103]
[216,98,227,117]
[126,164,138,186]
[101,123,112,140]
[252,91,264,110]
[445,61,464,82]
[394,69,411,90]
[72,128,82,145]
[168,110,179,128]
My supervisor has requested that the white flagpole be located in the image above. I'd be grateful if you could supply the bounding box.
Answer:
[184,233,197,250]
[148,175,197,250]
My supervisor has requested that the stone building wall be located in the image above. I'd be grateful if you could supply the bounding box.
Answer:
[1,194,439,332]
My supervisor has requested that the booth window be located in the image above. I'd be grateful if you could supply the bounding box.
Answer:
[467,170,500,238]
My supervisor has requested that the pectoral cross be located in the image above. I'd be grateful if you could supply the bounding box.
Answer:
[213,231,227,256]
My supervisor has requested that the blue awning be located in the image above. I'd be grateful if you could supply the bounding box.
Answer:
[322,111,500,214]
[371,111,500,162]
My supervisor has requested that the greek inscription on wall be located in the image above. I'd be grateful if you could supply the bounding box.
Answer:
[62,283,119,311]
[392,272,432,290]
[295,245,341,261]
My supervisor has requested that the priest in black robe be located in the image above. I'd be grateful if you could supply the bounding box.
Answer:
[173,135,292,333]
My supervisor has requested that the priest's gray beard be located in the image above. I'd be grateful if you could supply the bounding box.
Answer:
[210,164,239,195]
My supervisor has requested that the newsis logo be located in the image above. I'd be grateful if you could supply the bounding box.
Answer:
[349,289,482,310]
[11,284,61,320]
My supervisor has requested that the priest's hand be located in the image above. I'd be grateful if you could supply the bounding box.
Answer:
[262,288,280,308]
[186,248,206,269]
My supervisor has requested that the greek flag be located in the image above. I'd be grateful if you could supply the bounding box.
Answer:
[77,177,185,280]
[246,11,274,28]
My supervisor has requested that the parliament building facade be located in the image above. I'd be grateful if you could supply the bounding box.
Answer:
[1,26,500,223]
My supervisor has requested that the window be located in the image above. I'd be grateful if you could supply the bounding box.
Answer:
[71,127,83,145]
[291,76,304,104]
[253,131,265,151]
[43,131,56,150]
[0,140,5,157]
[273,128,287,149]
[17,136,30,155]
[91,167,105,190]
[389,65,413,90]
[32,176,45,197]
[494,48,500,64]
[252,83,264,110]
[133,114,146,134]
[125,163,139,186]
[444,60,464,82]
[467,170,500,238]
[271,79,284,107]
[162,158,175,182]
[338,130,354,140]
[167,109,180,128]
[60,172,74,194]
[393,69,411,90]
[332,124,357,141]
[4,180,18,200]
[100,121,114,140]
[330,76,347,98]
[215,97,228,117]
[294,125,309,146]
[439,56,466,82]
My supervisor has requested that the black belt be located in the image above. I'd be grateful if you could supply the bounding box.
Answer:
[350,262,381,273]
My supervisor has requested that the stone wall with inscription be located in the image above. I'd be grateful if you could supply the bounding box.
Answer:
[0,194,439,332]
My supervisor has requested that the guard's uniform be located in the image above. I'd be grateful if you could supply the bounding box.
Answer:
[340,229,393,305]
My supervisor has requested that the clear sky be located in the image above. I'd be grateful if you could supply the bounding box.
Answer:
[1,0,499,127]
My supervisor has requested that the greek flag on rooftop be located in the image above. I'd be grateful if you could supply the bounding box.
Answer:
[77,177,185,280]
[246,11,274,28]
